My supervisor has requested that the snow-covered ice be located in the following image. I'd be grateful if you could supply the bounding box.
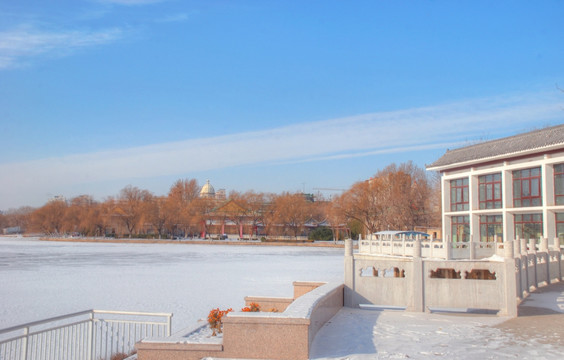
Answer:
[2,236,564,359]
[0,237,342,332]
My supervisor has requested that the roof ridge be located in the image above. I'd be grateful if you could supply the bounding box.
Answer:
[446,123,564,154]
[428,123,564,170]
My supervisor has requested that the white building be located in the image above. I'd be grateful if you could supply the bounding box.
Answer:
[427,124,564,246]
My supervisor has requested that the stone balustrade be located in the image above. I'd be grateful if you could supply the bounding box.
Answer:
[347,237,564,317]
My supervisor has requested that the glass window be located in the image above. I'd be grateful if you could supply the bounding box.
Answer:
[513,168,542,207]
[480,215,503,242]
[514,213,543,240]
[451,215,470,243]
[555,164,564,206]
[479,173,502,209]
[557,213,564,247]
[450,178,469,211]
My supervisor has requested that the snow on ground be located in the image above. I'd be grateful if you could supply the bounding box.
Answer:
[311,307,563,359]
[310,281,564,359]
[0,236,343,332]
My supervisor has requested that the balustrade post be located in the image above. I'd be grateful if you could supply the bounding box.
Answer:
[504,238,514,259]
[540,237,550,285]
[556,238,564,281]
[514,236,520,258]
[469,237,475,260]
[521,238,528,255]
[379,234,383,255]
[402,236,406,256]
[443,234,450,260]
[413,235,422,258]
[502,239,518,317]
[345,238,353,257]
[531,238,539,288]
[409,235,424,312]
[540,238,548,252]
[529,239,537,254]
[344,238,355,307]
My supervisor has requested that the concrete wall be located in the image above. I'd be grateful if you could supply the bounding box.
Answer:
[223,281,343,359]
[293,281,327,299]
[222,315,310,359]
[137,281,344,360]
[244,296,294,312]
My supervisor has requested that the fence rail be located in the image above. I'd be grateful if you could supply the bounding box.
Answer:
[0,310,172,360]
[358,234,529,259]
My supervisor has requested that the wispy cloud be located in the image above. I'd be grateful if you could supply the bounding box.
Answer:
[0,91,561,208]
[0,25,123,70]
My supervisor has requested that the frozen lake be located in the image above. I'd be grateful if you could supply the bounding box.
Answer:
[3,237,564,359]
[0,237,343,332]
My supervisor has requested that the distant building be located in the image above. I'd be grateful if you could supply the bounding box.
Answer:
[199,180,216,199]
[216,188,226,201]
[50,195,66,203]
[3,226,22,235]
[427,124,564,245]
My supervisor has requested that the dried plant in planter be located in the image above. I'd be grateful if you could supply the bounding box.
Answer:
[241,302,261,312]
[207,308,233,336]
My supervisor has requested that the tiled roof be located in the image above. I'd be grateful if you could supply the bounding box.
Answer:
[427,123,564,170]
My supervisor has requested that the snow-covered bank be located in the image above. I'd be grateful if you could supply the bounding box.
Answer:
[311,303,564,359]
[0,237,343,332]
[310,282,564,359]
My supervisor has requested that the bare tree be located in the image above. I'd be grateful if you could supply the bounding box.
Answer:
[240,191,271,239]
[335,179,383,236]
[1,206,34,232]
[273,192,311,239]
[145,196,171,239]
[114,185,153,238]
[192,197,216,238]
[167,179,200,237]
[31,200,67,235]
[335,162,433,237]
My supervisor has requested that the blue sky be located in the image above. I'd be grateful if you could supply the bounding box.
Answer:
[0,0,563,210]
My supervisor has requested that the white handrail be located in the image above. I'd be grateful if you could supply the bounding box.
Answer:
[0,310,172,360]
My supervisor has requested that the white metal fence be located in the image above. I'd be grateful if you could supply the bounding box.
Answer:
[0,310,172,360]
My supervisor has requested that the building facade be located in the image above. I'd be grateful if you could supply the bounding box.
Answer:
[427,124,564,246]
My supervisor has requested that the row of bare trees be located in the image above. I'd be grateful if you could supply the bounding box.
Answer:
[0,162,440,239]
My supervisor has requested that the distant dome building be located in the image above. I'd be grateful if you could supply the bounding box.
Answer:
[199,180,216,199]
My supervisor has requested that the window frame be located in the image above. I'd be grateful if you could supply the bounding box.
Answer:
[479,173,502,209]
[555,164,564,206]
[512,167,542,207]
[450,178,469,212]
[514,213,543,240]
[479,215,503,242]
[451,215,470,243]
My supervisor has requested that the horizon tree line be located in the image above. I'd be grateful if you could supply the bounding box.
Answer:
[0,162,441,240]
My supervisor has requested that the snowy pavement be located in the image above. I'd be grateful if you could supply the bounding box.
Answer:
[310,283,564,359]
